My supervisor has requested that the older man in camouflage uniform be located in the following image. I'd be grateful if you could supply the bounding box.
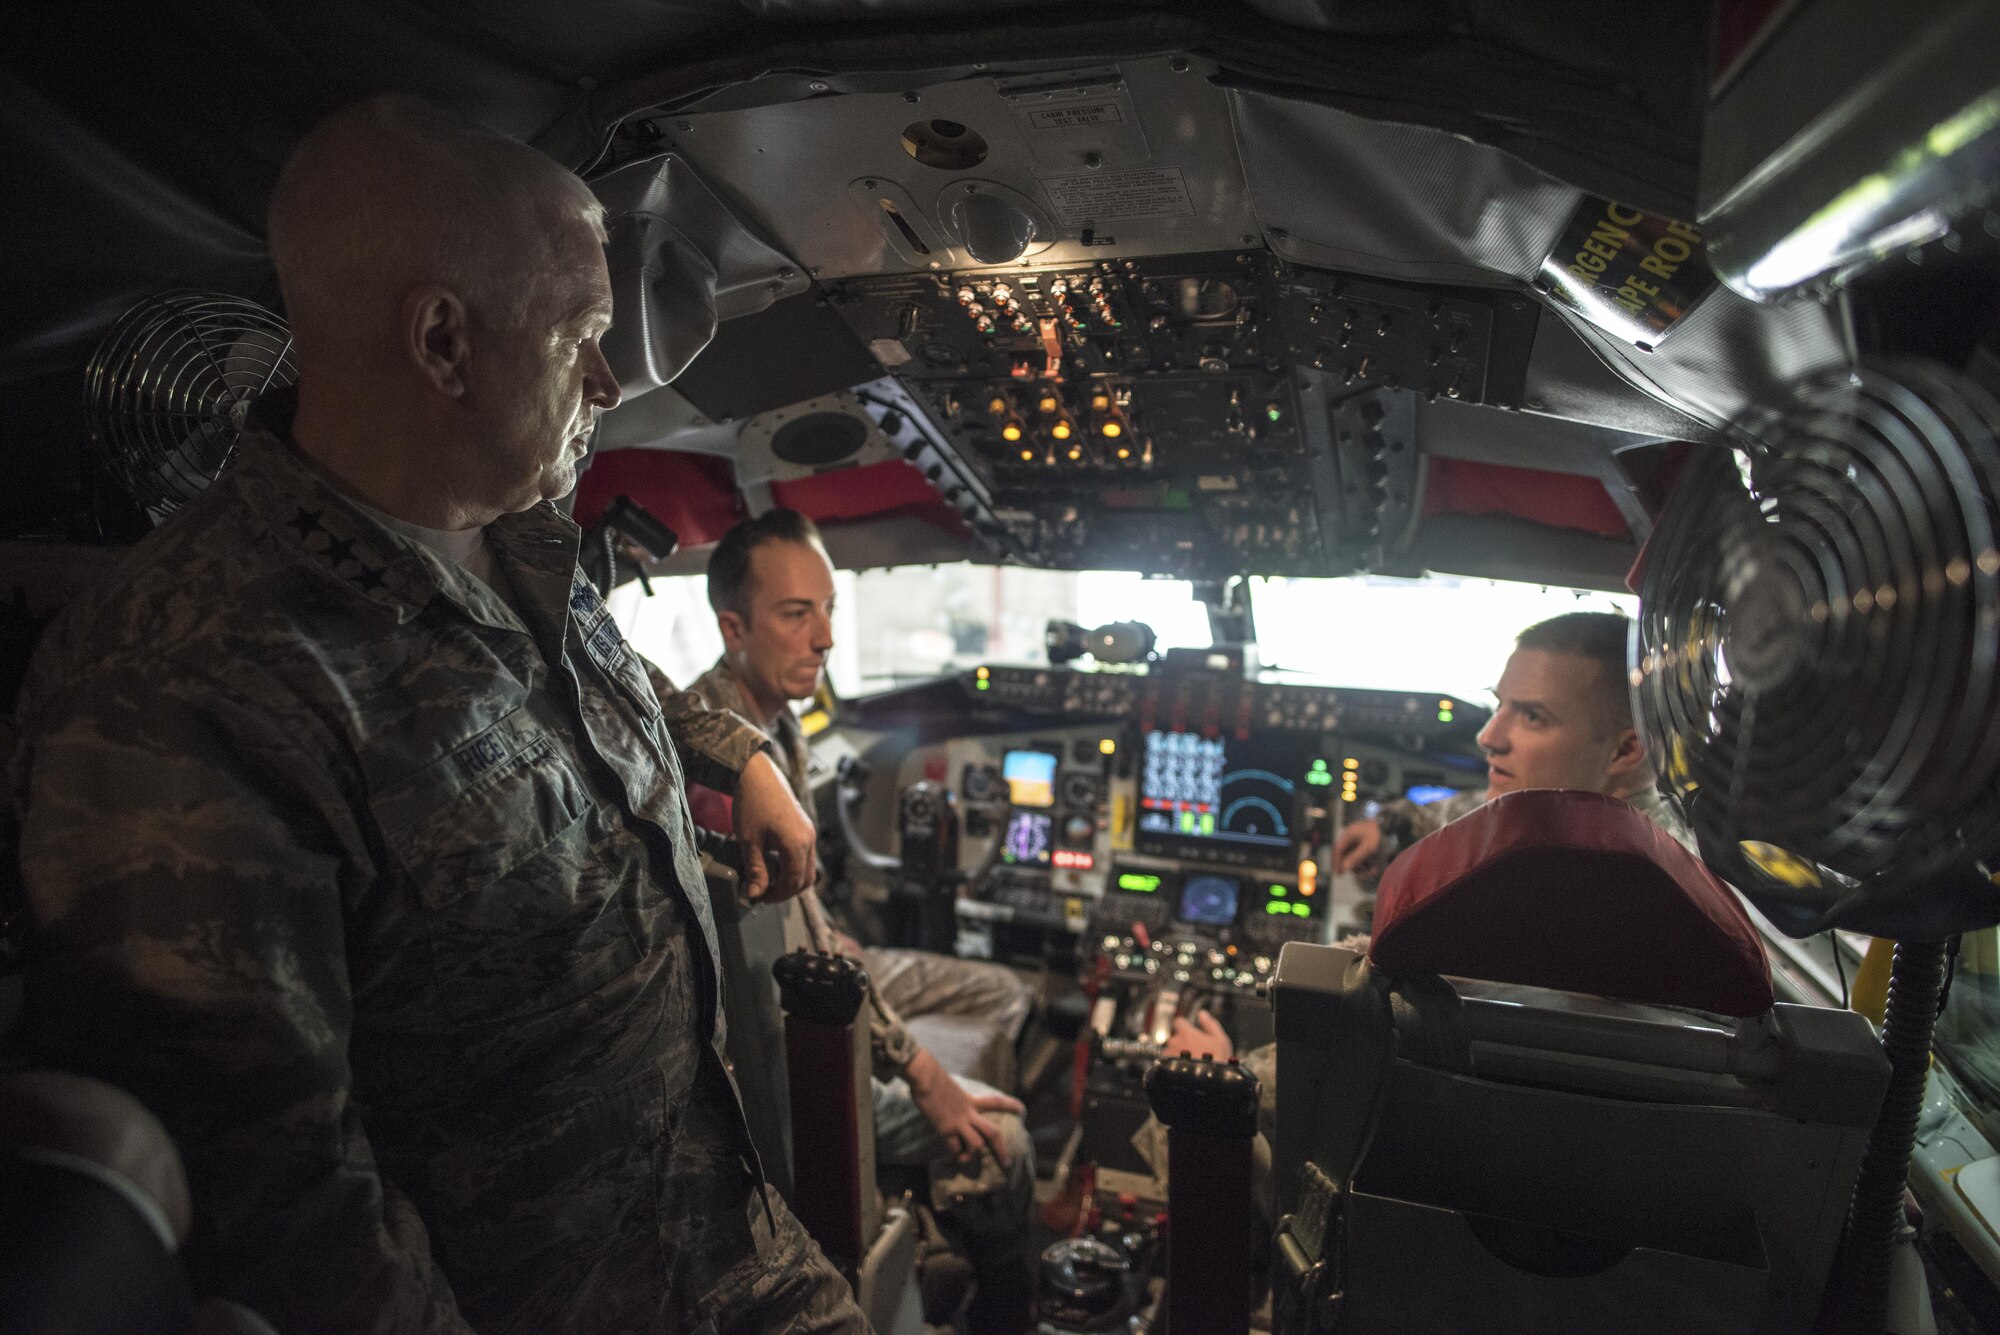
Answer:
[9,96,869,1334]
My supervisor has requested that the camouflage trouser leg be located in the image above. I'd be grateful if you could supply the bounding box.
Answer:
[861,948,1035,1088]
[689,1184,874,1335]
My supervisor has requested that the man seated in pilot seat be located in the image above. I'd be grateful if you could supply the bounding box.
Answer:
[1165,610,1685,1080]
[687,508,1040,1332]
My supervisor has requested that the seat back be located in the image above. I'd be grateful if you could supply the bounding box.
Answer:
[1370,789,1774,1016]
[1270,792,1889,1335]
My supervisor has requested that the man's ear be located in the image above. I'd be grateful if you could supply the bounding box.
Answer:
[403,284,470,399]
[717,608,748,654]
[1605,725,1648,788]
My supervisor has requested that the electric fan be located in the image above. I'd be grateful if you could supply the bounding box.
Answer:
[84,291,296,522]
[1633,357,2000,1332]
[1634,359,2000,941]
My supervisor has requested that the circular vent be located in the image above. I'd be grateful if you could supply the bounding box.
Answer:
[771,411,870,467]
[901,118,988,172]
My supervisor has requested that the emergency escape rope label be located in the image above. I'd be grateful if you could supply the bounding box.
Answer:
[1040,167,1195,225]
[1539,196,1718,345]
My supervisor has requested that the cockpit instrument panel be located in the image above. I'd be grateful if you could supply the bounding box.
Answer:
[826,251,1535,579]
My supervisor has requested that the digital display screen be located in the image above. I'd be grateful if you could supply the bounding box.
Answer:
[1405,785,1461,807]
[1260,881,1316,920]
[1000,810,1052,865]
[1177,874,1241,926]
[1003,750,1058,808]
[1115,870,1165,895]
[1137,730,1311,860]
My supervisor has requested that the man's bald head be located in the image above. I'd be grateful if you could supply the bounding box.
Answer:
[267,94,605,358]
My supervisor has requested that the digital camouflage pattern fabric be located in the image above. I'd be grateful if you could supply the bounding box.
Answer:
[9,391,869,1334]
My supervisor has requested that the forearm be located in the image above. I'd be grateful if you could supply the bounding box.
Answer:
[643,661,771,792]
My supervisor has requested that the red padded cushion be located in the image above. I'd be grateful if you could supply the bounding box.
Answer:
[1368,790,1773,1016]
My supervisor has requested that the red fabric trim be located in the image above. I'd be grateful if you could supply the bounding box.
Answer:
[1422,458,1631,540]
[1369,789,1774,1016]
[573,449,744,545]
[687,784,733,835]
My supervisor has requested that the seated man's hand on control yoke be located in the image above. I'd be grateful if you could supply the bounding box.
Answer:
[1164,1011,1234,1062]
[906,1047,1025,1165]
[733,751,815,902]
[1333,818,1383,873]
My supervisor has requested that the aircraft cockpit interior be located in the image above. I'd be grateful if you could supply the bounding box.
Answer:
[5,2,2000,1333]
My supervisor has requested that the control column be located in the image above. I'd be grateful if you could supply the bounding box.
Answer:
[773,949,878,1276]
[1143,1054,1260,1335]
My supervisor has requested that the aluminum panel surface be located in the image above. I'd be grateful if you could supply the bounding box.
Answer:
[663,57,1260,279]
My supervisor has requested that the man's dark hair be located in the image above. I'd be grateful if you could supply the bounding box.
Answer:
[706,508,825,617]
[1515,611,1633,735]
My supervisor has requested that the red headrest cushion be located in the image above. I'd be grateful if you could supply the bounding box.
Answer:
[1368,790,1773,1016]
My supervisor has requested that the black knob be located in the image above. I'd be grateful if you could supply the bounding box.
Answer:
[773,949,869,1025]
[1143,1055,1260,1139]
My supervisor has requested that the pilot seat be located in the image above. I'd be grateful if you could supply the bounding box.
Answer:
[1269,789,1891,1335]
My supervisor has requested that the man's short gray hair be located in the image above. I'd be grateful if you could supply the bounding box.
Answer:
[268,94,605,338]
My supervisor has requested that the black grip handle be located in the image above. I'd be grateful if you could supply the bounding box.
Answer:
[1143,1055,1260,1139]
[773,949,870,1026]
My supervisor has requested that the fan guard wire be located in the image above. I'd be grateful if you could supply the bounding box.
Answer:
[84,291,296,521]
[1635,359,2000,936]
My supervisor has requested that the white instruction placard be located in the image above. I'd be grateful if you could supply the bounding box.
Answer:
[1039,167,1195,225]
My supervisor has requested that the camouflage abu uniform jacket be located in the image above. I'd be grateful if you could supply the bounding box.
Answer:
[685,658,920,1079]
[9,392,851,1335]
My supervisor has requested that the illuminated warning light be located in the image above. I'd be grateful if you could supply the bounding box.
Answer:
[1343,757,1360,770]
[1053,850,1095,870]
[1019,448,1036,462]
[975,679,990,691]
[1265,902,1288,915]
[1099,738,1117,755]
[1118,872,1163,894]
[1269,884,1288,898]
[1439,699,1453,710]
[987,396,1009,415]
[1307,758,1333,787]
[1066,446,1083,462]
[1299,859,1318,898]
[1292,902,1310,917]
[975,666,990,679]
[1265,403,1283,422]
[1090,391,1112,412]
[1051,418,1074,441]
[1343,791,1357,801]
[1001,420,1025,442]
[1116,446,1131,460]
[1100,418,1124,439]
[1437,710,1453,723]
[1038,394,1060,414]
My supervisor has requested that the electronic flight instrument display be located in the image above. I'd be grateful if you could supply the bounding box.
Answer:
[1137,729,1315,868]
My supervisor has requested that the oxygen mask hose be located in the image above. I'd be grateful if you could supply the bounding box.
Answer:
[1833,936,1948,1335]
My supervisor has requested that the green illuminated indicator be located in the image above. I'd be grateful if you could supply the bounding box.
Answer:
[1265,404,1283,422]
[1266,902,1287,915]
[1200,813,1215,836]
[1269,884,1288,898]
[1437,709,1452,722]
[1118,872,1163,894]
[1307,758,1334,786]
[1292,902,1310,917]
[976,679,990,691]
[1179,810,1196,834]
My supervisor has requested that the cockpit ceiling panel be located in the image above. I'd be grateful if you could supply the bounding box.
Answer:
[660,57,1260,280]
[1229,90,1856,430]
